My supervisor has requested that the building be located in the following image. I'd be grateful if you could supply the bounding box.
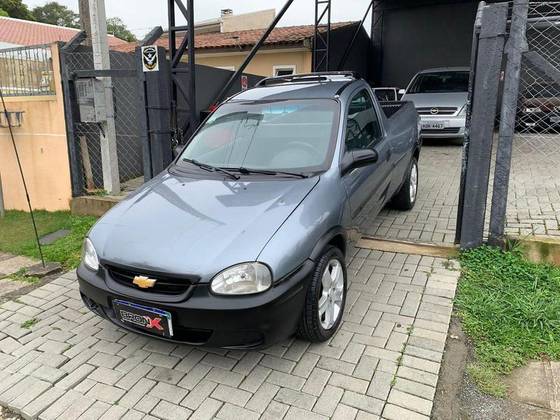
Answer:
[371,0,485,88]
[0,16,129,49]
[115,9,371,79]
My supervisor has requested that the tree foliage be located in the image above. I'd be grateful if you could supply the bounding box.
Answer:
[32,2,79,28]
[0,0,34,20]
[106,17,136,42]
[0,8,8,16]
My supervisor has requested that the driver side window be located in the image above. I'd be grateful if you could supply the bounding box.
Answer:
[345,90,382,151]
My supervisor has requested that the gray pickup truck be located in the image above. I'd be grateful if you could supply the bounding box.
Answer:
[78,72,421,348]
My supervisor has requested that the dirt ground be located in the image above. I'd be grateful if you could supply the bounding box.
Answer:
[433,316,559,420]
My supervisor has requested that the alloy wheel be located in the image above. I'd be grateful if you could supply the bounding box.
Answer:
[409,162,418,203]
[318,259,345,329]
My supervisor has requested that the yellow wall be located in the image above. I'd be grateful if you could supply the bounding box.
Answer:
[0,44,72,211]
[195,49,313,77]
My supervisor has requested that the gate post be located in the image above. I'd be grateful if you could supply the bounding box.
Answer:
[136,46,172,180]
[488,0,529,247]
[460,3,508,250]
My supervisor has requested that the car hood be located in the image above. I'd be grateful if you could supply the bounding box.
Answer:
[89,171,319,280]
[402,92,468,109]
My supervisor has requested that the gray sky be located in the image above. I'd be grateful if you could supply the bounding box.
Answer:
[23,0,372,39]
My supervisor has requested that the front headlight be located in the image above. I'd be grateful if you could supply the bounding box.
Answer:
[82,238,99,271]
[211,262,272,295]
[458,104,468,117]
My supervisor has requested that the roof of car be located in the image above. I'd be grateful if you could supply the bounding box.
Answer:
[417,66,471,74]
[229,73,360,102]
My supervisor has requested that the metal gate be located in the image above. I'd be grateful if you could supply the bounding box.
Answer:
[60,38,143,197]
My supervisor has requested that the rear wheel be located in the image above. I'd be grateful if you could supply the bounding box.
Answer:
[297,246,347,342]
[391,157,418,210]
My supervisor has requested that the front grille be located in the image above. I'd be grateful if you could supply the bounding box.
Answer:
[417,107,458,116]
[421,127,461,135]
[106,265,193,295]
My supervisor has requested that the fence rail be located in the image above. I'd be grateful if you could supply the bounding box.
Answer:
[0,44,55,97]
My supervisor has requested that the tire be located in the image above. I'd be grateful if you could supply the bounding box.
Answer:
[391,157,419,211]
[297,246,347,342]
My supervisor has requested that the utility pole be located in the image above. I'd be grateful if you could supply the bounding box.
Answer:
[88,0,120,194]
[79,0,91,45]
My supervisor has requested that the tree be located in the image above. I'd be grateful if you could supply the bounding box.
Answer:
[32,2,79,28]
[0,0,34,20]
[106,17,136,42]
[0,8,8,16]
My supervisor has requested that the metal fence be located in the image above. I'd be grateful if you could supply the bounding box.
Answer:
[487,0,560,244]
[0,44,55,96]
[62,46,143,194]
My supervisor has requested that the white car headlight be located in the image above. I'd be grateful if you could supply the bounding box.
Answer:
[82,238,99,271]
[458,104,468,117]
[211,262,272,295]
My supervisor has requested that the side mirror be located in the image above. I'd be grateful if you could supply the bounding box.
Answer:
[341,149,379,175]
[173,144,185,158]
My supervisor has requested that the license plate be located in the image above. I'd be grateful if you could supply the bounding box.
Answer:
[113,300,173,338]
[422,120,448,130]
[551,116,560,124]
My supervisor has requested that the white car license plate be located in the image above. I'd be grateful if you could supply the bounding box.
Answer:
[421,120,449,130]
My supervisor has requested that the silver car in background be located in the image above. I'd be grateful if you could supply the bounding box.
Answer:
[401,67,469,140]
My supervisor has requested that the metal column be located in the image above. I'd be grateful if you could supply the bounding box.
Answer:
[488,0,530,246]
[313,0,331,72]
[168,0,197,146]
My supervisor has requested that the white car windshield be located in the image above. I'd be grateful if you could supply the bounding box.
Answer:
[408,71,469,94]
[179,99,339,173]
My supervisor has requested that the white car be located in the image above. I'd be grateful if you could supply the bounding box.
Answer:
[401,67,469,140]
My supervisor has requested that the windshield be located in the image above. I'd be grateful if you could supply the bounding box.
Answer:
[408,71,469,94]
[178,99,339,173]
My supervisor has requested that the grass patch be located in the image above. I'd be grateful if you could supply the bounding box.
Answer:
[20,318,38,329]
[0,210,97,269]
[9,268,40,284]
[456,245,560,396]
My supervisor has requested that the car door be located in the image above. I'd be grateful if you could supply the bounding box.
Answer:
[342,88,393,222]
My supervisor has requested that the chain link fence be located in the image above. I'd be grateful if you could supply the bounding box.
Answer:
[491,1,560,240]
[63,46,143,194]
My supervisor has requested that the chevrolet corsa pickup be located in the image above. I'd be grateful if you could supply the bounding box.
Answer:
[78,72,421,349]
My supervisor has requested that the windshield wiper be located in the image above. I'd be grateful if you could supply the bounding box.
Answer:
[183,159,240,180]
[230,167,309,179]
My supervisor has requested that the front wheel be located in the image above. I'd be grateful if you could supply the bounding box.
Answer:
[391,157,419,210]
[297,246,347,342]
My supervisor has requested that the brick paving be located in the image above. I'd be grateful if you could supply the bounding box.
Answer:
[359,134,560,245]
[0,248,460,420]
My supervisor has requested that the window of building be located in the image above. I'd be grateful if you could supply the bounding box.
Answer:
[273,65,296,77]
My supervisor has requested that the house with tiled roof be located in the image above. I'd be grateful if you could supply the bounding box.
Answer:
[114,9,371,78]
[0,16,129,49]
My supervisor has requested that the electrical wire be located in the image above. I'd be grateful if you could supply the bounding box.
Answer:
[0,88,46,268]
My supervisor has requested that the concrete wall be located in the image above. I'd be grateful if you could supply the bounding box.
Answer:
[0,44,72,211]
[195,48,313,77]
[372,0,478,87]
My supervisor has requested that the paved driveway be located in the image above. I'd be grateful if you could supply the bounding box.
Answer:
[359,134,560,245]
[0,248,459,420]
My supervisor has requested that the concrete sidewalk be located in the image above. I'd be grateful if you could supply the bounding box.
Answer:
[0,247,460,420]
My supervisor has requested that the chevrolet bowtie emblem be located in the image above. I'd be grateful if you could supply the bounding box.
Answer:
[133,275,157,289]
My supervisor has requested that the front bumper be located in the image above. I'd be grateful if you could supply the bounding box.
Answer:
[77,261,313,349]
[419,115,466,139]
